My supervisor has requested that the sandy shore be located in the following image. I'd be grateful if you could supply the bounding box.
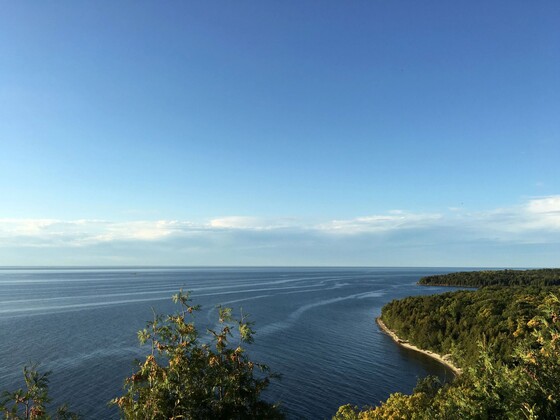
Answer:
[376,317,462,376]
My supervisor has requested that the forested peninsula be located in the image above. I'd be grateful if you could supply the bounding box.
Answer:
[335,269,560,419]
[418,268,560,287]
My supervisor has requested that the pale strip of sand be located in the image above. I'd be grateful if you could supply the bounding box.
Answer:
[376,317,462,376]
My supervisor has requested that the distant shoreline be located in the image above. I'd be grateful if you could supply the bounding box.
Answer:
[417,283,478,289]
[376,317,462,376]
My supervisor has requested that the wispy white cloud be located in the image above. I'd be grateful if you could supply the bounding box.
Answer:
[0,219,199,247]
[524,196,560,229]
[88,220,194,242]
[446,196,560,242]
[316,212,443,234]
[1,196,560,246]
[208,216,295,230]
[0,218,61,236]
[0,196,559,266]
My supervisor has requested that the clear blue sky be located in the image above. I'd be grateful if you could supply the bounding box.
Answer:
[1,1,559,266]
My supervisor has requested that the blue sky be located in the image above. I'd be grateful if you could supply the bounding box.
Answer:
[1,1,559,266]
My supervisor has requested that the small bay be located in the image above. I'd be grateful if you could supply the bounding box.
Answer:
[0,267,464,419]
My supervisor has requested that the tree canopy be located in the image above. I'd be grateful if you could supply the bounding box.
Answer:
[381,286,556,366]
[418,269,560,287]
[111,290,284,419]
[334,292,560,419]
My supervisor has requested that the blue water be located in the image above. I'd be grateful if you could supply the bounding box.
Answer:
[0,267,463,419]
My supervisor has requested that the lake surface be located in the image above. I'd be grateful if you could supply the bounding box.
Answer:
[0,267,464,419]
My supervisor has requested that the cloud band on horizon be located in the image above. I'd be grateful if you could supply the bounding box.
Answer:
[1,196,559,267]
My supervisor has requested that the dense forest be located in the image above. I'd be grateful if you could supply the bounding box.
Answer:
[418,268,560,287]
[381,286,555,366]
[335,269,560,419]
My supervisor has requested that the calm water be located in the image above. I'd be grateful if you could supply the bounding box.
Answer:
[0,267,463,419]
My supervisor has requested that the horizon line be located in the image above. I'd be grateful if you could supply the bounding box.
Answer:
[0,265,546,270]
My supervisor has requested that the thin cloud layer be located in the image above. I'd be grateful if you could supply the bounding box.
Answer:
[524,196,560,230]
[209,217,296,230]
[316,212,444,234]
[1,196,559,246]
[0,196,559,266]
[0,219,200,247]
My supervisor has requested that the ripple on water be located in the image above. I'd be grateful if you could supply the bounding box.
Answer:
[0,267,459,419]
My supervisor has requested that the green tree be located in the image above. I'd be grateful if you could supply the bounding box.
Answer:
[0,364,79,420]
[335,291,560,420]
[111,290,283,419]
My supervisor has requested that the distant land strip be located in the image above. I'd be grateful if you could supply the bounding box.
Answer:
[418,268,560,287]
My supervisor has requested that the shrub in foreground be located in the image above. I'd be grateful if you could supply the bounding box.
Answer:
[0,364,79,420]
[111,290,284,419]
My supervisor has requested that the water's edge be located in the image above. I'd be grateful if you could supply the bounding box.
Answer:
[376,317,462,375]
